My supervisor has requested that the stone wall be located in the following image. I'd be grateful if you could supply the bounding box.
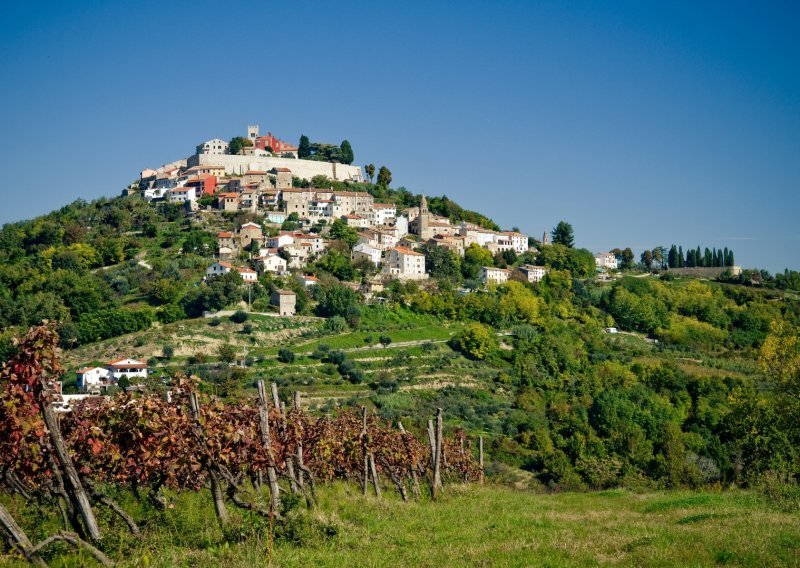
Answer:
[187,153,363,182]
[667,266,742,278]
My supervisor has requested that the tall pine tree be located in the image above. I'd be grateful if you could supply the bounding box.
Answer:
[668,245,677,268]
[298,135,310,159]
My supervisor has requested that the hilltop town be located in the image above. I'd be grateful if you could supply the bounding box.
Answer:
[127,124,548,290]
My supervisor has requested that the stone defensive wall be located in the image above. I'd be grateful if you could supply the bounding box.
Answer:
[188,153,364,182]
[667,266,742,278]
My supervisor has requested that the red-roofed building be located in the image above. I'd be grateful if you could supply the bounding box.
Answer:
[185,174,217,196]
[255,133,299,156]
[106,358,149,381]
[382,247,428,280]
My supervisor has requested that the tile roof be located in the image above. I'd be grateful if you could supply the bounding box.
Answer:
[393,246,424,256]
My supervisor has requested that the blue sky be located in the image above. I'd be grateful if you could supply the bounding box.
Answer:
[1,1,798,272]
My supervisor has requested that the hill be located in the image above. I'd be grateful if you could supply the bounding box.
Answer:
[1,185,799,494]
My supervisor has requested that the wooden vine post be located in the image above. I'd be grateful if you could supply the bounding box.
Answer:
[293,391,305,490]
[431,408,444,500]
[361,406,369,496]
[257,380,281,514]
[479,436,485,484]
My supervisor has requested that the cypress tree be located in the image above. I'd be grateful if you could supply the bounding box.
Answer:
[723,247,729,267]
[728,249,735,266]
[298,135,311,159]
[678,246,684,268]
[704,248,712,267]
[668,245,677,268]
[695,246,702,267]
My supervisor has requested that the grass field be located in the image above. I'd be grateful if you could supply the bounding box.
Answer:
[4,484,797,567]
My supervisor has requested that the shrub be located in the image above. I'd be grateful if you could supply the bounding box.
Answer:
[157,303,186,324]
[162,345,174,360]
[449,323,498,360]
[242,323,254,335]
[230,310,249,324]
[323,316,348,333]
[218,343,237,363]
[208,317,222,327]
[278,348,296,363]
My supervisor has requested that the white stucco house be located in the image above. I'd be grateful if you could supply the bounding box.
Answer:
[382,247,428,280]
[76,367,111,392]
[481,266,511,284]
[595,252,618,270]
[519,264,548,283]
[352,242,382,266]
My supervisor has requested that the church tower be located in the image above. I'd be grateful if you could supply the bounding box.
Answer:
[542,230,550,246]
[417,195,430,238]
[247,124,259,146]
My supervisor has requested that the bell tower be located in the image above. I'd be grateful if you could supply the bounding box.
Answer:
[417,195,430,238]
[247,124,259,145]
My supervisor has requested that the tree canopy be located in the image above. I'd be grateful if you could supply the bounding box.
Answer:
[551,221,575,248]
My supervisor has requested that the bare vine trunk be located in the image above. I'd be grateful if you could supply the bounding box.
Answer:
[39,392,102,541]
[257,381,281,514]
[398,421,421,499]
[189,392,230,527]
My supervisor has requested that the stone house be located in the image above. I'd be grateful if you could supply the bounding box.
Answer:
[382,247,428,280]
[271,290,297,316]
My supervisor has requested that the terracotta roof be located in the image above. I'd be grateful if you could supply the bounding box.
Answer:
[107,358,146,368]
[373,203,396,209]
[393,246,424,256]
[271,167,292,172]
[217,231,233,238]
[219,192,239,198]
[245,170,268,175]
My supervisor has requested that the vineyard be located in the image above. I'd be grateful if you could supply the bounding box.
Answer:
[0,325,482,566]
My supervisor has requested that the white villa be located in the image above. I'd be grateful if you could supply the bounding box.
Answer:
[519,264,548,283]
[595,252,618,270]
[481,266,511,284]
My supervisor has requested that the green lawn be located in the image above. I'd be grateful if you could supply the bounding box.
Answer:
[5,485,796,567]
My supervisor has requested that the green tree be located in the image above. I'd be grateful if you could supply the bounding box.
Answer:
[316,250,356,281]
[421,244,461,281]
[641,250,653,270]
[218,343,237,363]
[315,284,360,318]
[551,221,575,248]
[339,140,354,165]
[329,218,359,249]
[379,335,392,349]
[462,243,494,280]
[365,164,375,183]
[377,166,392,187]
[228,136,253,156]
[449,322,498,360]
[298,135,311,158]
